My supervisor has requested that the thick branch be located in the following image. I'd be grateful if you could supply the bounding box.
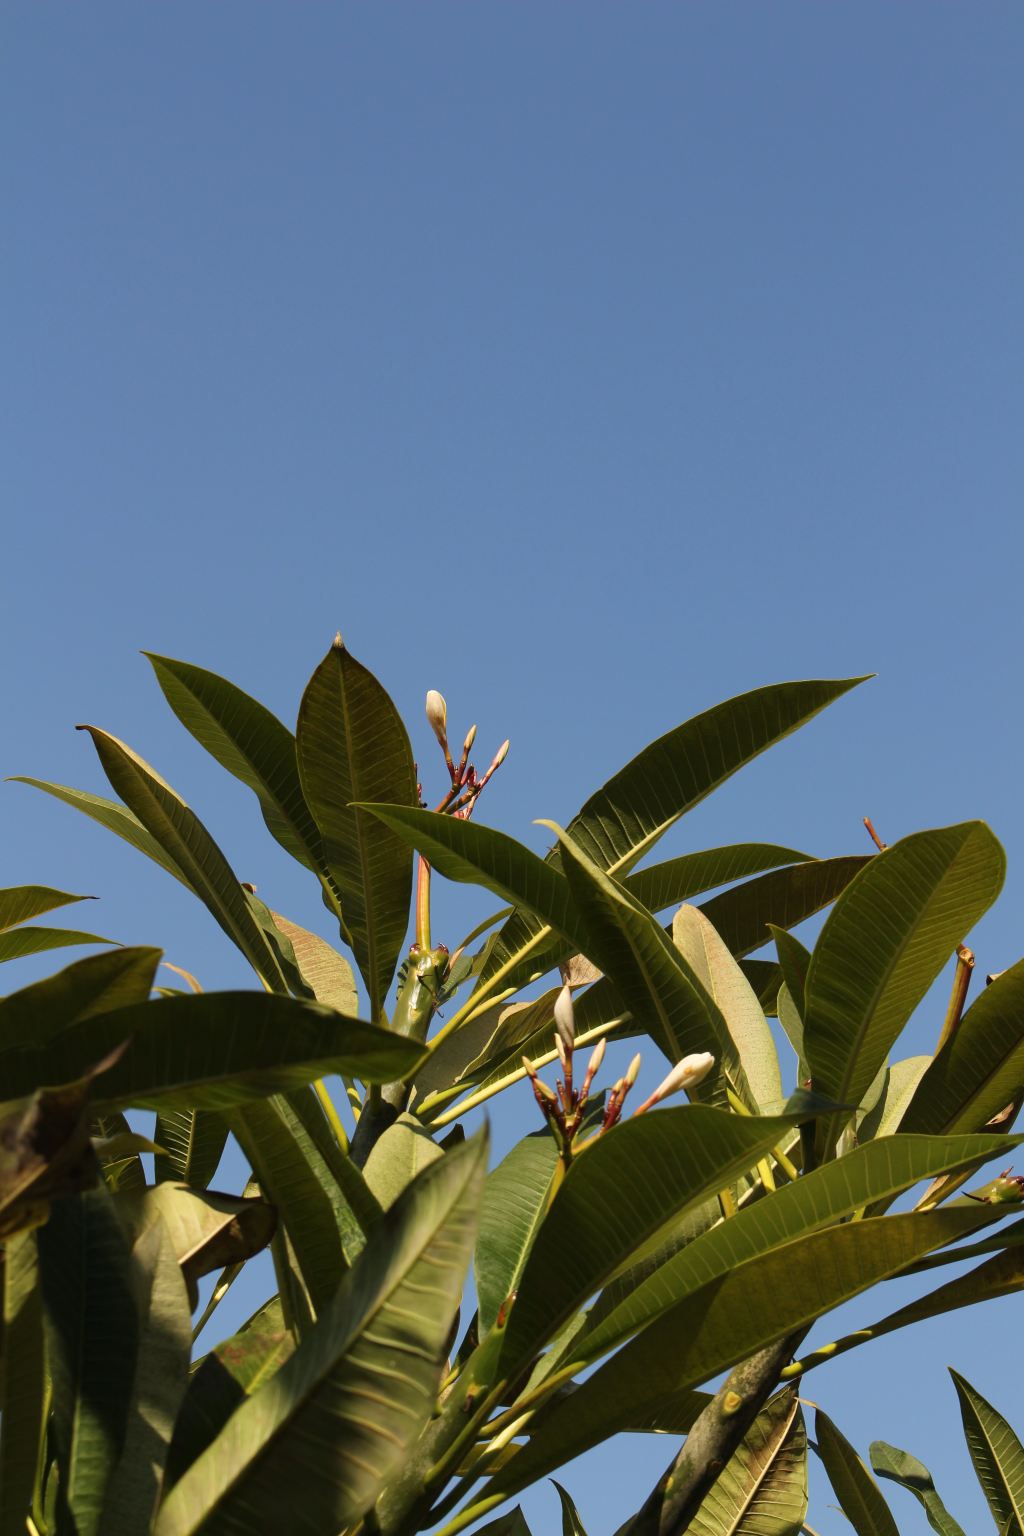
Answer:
[613,1332,803,1536]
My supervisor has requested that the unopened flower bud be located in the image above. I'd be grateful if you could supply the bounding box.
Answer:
[586,1037,606,1078]
[425,690,448,745]
[625,1052,642,1088]
[651,1051,715,1105]
[463,723,478,755]
[494,738,510,768]
[553,984,575,1053]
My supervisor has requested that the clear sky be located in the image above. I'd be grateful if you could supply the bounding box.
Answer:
[4,5,1023,1532]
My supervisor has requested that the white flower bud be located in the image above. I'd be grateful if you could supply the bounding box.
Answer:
[651,1051,715,1105]
[585,1036,606,1079]
[462,723,478,755]
[624,1052,642,1088]
[425,690,448,745]
[553,983,575,1053]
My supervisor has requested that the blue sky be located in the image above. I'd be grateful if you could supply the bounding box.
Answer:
[4,5,1023,1531]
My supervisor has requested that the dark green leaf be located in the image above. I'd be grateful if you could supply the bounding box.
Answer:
[497,1106,802,1380]
[869,1441,967,1536]
[488,1205,993,1500]
[698,856,871,959]
[815,1410,900,1536]
[467,679,868,1022]
[103,1215,192,1535]
[803,823,1005,1157]
[950,1369,1024,1534]
[145,653,335,895]
[568,1131,1015,1371]
[477,1130,558,1334]
[166,1299,295,1489]
[231,1092,380,1317]
[547,825,748,1101]
[78,726,293,991]
[154,1107,229,1189]
[363,1112,443,1210]
[552,1480,590,1536]
[0,945,161,1053]
[622,844,809,915]
[295,639,416,1018]
[10,778,190,887]
[38,1184,139,1536]
[0,992,427,1111]
[902,959,1024,1138]
[0,925,116,962]
[689,1390,807,1536]
[0,1232,45,1536]
[0,883,94,931]
[770,926,812,1016]
[154,1132,486,1536]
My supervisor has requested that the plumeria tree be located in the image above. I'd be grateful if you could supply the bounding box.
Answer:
[1,639,1023,1535]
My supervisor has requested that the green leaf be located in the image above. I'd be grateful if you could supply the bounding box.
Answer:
[363,1112,443,1209]
[78,725,293,991]
[803,823,1006,1157]
[230,1092,381,1318]
[950,1369,1024,1534]
[112,1182,277,1295]
[546,825,749,1101]
[93,1109,146,1192]
[145,653,335,893]
[869,1441,967,1536]
[497,1106,802,1381]
[689,1390,808,1536]
[476,1130,558,1334]
[698,856,871,958]
[487,1205,993,1500]
[0,883,94,931]
[771,927,811,1016]
[103,1214,193,1535]
[38,1184,139,1536]
[466,679,868,1020]
[417,988,565,1103]
[0,991,427,1111]
[154,1107,230,1188]
[0,945,161,1053]
[552,1480,591,1535]
[356,804,582,953]
[565,678,867,872]
[268,910,358,1012]
[567,1131,1017,1370]
[902,960,1024,1137]
[154,1132,486,1536]
[295,639,417,1018]
[10,777,191,886]
[815,1410,900,1536]
[622,844,810,915]
[857,1057,931,1143]
[777,983,807,1083]
[672,904,782,1111]
[0,924,116,962]
[166,1299,296,1489]
[0,1232,45,1536]
[473,1514,533,1535]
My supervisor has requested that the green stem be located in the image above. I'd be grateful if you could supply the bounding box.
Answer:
[313,1078,349,1150]
[416,855,431,950]
[429,1495,505,1536]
